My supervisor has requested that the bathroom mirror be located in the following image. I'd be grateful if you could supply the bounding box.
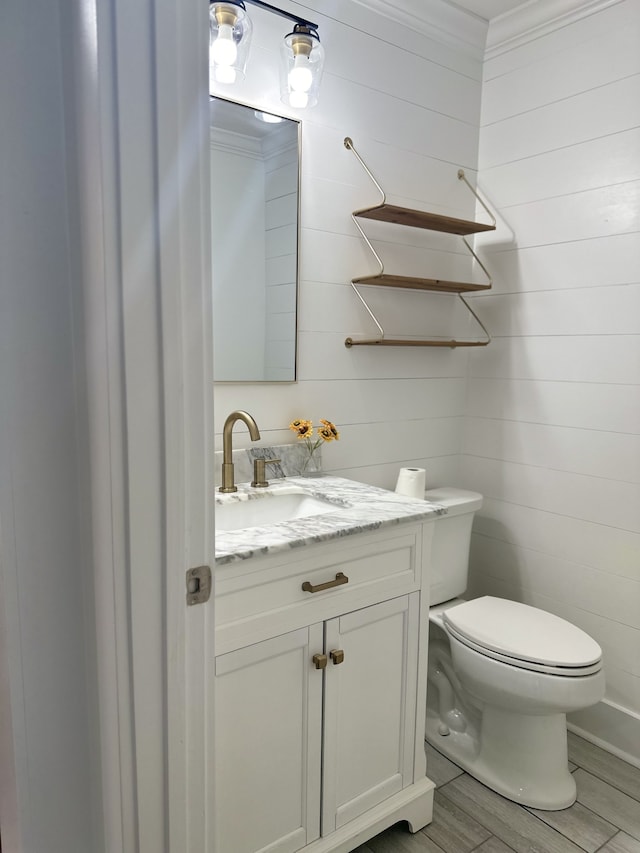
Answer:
[210,97,300,382]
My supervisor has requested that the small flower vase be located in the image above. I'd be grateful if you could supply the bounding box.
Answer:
[296,441,322,477]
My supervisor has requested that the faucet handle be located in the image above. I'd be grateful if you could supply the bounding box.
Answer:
[251,458,282,488]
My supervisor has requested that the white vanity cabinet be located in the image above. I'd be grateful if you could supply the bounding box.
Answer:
[321,593,420,835]
[214,623,323,853]
[213,522,435,853]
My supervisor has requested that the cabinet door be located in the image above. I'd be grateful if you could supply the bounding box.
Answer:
[214,624,323,853]
[322,593,419,834]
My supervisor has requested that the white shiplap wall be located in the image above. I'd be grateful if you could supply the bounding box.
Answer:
[211,0,639,759]
[212,0,486,491]
[464,0,640,760]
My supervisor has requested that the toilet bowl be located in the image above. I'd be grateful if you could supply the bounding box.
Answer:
[424,488,605,810]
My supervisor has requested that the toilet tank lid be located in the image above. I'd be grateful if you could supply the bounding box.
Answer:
[443,596,602,668]
[424,487,483,515]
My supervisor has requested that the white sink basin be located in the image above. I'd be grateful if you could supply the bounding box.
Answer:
[215,488,342,532]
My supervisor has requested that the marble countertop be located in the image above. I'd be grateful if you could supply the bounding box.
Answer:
[215,475,446,566]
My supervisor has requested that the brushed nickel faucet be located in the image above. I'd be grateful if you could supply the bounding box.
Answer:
[219,410,261,493]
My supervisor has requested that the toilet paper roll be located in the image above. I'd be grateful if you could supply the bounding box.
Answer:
[394,467,426,500]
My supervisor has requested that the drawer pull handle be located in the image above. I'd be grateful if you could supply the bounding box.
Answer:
[302,572,349,594]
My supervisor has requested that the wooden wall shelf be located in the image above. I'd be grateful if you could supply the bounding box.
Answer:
[343,137,495,349]
[352,274,492,293]
[347,335,490,349]
[354,203,496,236]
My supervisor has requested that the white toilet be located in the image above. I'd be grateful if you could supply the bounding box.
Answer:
[424,487,605,810]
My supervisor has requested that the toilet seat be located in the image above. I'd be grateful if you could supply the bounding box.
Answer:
[443,596,603,677]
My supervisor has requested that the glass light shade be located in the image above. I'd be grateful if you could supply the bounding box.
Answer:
[209,1,252,88]
[280,26,324,109]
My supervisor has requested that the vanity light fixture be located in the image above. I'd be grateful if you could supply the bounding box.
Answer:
[209,1,253,85]
[209,0,325,109]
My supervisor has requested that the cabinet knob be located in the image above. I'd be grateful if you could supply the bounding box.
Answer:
[312,653,328,670]
[329,649,344,665]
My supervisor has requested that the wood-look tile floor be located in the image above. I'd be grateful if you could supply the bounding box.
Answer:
[354,733,640,853]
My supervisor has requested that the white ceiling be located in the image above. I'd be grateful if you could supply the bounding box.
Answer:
[445,0,532,21]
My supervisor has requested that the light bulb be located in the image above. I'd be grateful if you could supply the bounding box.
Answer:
[211,23,237,67]
[288,55,313,93]
[215,65,237,84]
[289,90,309,109]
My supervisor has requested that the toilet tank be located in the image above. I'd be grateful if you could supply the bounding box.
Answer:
[424,488,483,606]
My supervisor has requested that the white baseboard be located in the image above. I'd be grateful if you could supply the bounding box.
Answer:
[568,699,640,770]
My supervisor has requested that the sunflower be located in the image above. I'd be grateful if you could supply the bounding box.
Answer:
[289,419,313,438]
[318,420,340,441]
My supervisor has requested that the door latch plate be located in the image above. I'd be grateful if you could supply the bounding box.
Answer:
[186,565,212,606]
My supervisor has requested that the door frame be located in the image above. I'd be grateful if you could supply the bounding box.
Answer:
[80,0,214,848]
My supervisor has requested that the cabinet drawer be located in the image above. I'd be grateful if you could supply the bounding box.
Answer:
[215,526,424,654]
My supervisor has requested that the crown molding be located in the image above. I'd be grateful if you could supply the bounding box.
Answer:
[312,0,624,62]
[485,0,624,58]
[345,0,488,58]
[210,127,263,159]
[262,130,297,160]
[210,125,297,162]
